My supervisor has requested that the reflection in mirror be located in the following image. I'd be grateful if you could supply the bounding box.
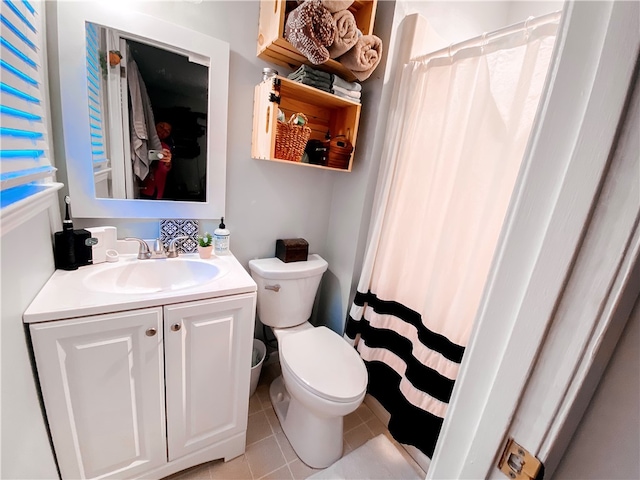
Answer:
[88,24,209,202]
[56,1,229,219]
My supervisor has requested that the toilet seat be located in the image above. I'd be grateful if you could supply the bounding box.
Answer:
[280,326,367,403]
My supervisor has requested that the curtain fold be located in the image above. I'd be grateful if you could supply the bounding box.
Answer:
[346,21,558,457]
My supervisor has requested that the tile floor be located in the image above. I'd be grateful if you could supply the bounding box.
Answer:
[165,361,425,480]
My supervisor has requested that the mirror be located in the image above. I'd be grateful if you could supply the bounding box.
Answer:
[55,2,229,218]
[89,26,210,202]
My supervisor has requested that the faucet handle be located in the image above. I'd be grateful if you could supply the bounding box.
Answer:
[124,237,151,260]
[167,236,189,258]
[153,238,166,255]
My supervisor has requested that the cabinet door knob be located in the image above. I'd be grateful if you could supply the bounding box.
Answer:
[145,327,157,337]
[171,323,181,332]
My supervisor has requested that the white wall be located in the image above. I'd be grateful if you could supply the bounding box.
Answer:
[506,1,564,25]
[395,1,510,48]
[395,0,563,55]
[552,294,640,479]
[1,211,59,479]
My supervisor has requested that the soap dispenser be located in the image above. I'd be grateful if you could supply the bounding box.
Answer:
[54,196,78,270]
[214,217,230,255]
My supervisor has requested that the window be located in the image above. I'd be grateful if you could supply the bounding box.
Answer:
[0,0,56,210]
[85,21,113,198]
[85,22,108,170]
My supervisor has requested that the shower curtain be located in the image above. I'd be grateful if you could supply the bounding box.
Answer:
[346,18,559,457]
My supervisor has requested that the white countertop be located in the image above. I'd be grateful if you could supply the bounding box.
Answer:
[24,253,257,324]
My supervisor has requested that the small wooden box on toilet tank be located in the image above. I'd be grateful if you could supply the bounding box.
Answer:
[276,238,309,263]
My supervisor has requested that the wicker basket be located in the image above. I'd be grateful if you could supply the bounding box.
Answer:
[275,113,311,162]
[327,135,354,169]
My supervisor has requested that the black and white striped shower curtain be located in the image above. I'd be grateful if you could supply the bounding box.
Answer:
[345,20,558,458]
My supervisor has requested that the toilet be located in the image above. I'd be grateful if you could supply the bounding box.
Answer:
[248,254,367,468]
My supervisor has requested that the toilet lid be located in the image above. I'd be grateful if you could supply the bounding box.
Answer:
[280,326,367,403]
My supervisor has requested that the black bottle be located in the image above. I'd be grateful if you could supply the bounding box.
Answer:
[54,196,78,270]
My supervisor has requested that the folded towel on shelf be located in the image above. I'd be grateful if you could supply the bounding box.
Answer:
[288,75,332,92]
[329,10,359,59]
[339,34,383,81]
[289,64,333,90]
[288,64,363,100]
[288,80,331,94]
[285,0,336,65]
[289,75,332,89]
[331,74,361,92]
[332,85,361,99]
[333,91,361,103]
[290,64,333,81]
[290,70,332,85]
[296,80,332,93]
[321,0,354,13]
[295,81,333,93]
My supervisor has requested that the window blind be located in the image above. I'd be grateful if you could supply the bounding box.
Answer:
[0,0,55,208]
[85,21,108,170]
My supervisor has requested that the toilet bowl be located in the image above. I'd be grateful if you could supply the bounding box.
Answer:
[248,255,367,468]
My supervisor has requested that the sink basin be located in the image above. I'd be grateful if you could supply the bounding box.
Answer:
[83,258,224,294]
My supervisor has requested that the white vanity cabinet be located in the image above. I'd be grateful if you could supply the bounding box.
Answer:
[29,292,256,480]
[30,308,167,479]
[164,295,254,461]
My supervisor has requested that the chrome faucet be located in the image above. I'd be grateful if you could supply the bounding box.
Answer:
[124,236,189,259]
[167,236,189,258]
[124,237,152,260]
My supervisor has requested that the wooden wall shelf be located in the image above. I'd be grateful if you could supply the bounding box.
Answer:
[257,0,378,82]
[251,76,361,172]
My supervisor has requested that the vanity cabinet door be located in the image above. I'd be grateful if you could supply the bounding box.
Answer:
[30,308,166,480]
[164,293,256,461]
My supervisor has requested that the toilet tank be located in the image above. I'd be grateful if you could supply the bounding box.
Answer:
[248,254,328,328]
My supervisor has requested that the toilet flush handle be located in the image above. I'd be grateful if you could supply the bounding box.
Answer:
[265,284,281,292]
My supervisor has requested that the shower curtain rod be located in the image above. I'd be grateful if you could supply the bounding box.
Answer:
[412,10,562,63]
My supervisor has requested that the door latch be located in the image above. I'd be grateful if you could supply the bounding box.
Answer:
[498,438,543,480]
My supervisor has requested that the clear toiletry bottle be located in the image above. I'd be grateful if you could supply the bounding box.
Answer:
[214,217,230,255]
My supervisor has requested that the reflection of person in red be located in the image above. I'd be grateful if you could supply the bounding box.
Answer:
[140,122,173,199]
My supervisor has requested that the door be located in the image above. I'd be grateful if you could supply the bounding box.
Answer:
[30,308,166,479]
[164,293,256,461]
[427,1,640,478]
[104,34,135,200]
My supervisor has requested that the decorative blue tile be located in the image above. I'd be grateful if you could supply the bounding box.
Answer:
[160,219,199,253]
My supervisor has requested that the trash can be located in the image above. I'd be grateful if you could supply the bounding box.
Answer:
[250,339,266,397]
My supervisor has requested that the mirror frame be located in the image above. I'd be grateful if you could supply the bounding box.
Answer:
[55,2,229,218]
